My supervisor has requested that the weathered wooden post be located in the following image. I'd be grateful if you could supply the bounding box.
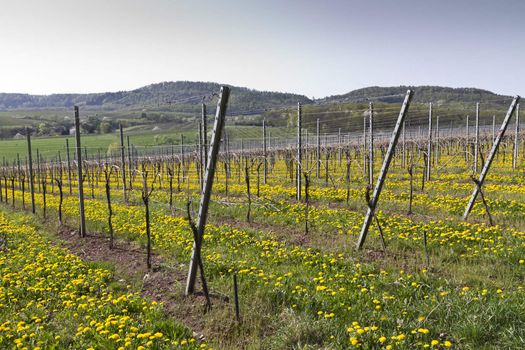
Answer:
[127,135,133,189]
[119,123,127,200]
[474,103,480,173]
[492,115,496,143]
[402,120,406,168]
[74,106,87,237]
[263,119,267,184]
[198,122,204,190]
[463,96,520,220]
[465,115,470,162]
[338,127,342,167]
[513,103,520,170]
[435,115,440,167]
[65,139,72,194]
[26,127,35,214]
[296,102,302,201]
[363,113,367,177]
[36,149,41,193]
[186,86,230,295]
[180,134,185,183]
[357,90,413,250]
[202,102,208,167]
[426,103,432,180]
[316,118,320,178]
[369,102,374,185]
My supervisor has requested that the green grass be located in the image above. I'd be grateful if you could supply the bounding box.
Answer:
[0,124,293,161]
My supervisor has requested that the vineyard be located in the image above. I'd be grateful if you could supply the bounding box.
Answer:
[1,86,524,349]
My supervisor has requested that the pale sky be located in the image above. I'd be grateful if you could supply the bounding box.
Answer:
[0,0,523,98]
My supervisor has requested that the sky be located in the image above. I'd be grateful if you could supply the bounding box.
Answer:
[0,0,523,98]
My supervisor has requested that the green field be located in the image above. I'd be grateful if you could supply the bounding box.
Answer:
[0,125,294,161]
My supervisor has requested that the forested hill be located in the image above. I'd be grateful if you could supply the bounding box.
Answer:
[318,86,509,105]
[0,81,313,113]
[0,82,510,112]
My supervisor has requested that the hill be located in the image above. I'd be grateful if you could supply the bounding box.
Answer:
[0,81,312,114]
[318,86,509,105]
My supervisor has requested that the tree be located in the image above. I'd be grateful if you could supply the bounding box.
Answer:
[99,121,112,134]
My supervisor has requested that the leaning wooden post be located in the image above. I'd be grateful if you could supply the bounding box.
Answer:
[368,102,374,185]
[296,102,302,201]
[463,96,520,220]
[316,118,320,178]
[474,102,480,173]
[426,102,432,181]
[263,119,267,184]
[119,123,127,201]
[186,86,230,295]
[26,127,35,214]
[357,90,413,250]
[513,104,520,170]
[74,106,87,237]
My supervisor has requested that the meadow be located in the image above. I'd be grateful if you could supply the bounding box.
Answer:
[1,129,525,349]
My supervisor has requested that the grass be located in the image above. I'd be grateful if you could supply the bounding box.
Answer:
[2,145,525,348]
[0,124,293,160]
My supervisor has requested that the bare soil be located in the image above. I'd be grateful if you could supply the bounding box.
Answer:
[54,225,214,339]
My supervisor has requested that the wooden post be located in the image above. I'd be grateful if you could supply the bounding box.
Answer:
[36,149,41,193]
[513,103,520,170]
[316,118,320,178]
[202,103,208,167]
[198,122,204,190]
[426,102,432,180]
[26,127,35,214]
[463,96,520,220]
[435,115,440,167]
[66,139,72,194]
[74,106,87,237]
[127,135,133,189]
[402,121,406,168]
[474,103,480,173]
[296,102,302,201]
[186,86,230,295]
[180,134,185,183]
[357,90,413,250]
[363,113,367,177]
[338,127,342,166]
[466,115,469,162]
[369,102,374,185]
[119,123,127,200]
[492,115,496,143]
[263,119,267,184]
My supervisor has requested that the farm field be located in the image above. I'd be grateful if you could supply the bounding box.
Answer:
[1,114,525,350]
[0,124,296,161]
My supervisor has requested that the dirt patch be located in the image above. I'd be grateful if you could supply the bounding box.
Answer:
[53,225,214,338]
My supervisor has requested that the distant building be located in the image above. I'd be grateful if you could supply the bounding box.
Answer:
[69,128,76,135]
[152,126,161,131]
[13,132,24,139]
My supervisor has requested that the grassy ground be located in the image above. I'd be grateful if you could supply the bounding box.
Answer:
[0,124,293,160]
[1,146,525,349]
